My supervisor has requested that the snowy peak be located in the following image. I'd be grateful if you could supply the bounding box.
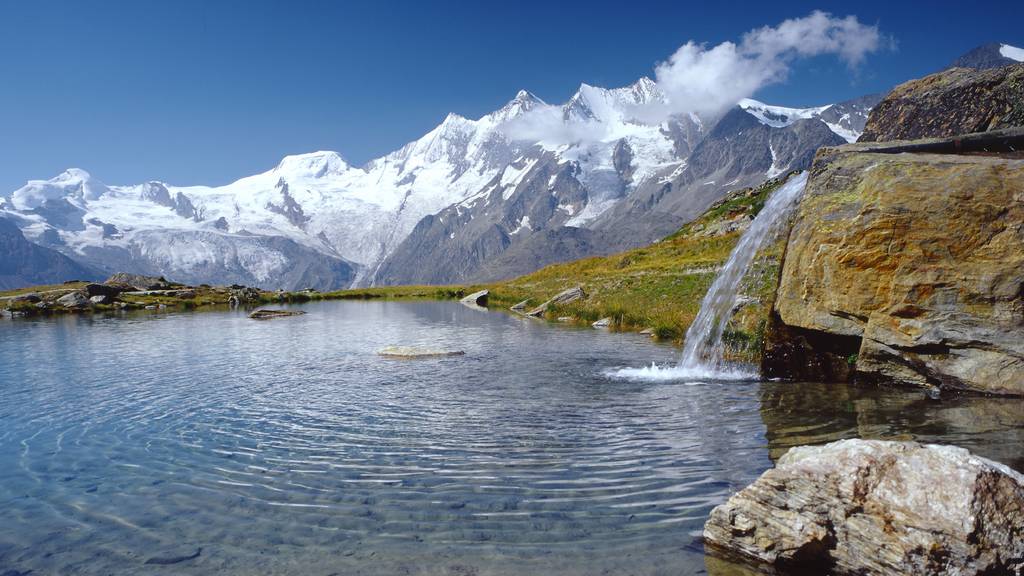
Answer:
[563,78,666,123]
[10,168,110,210]
[1001,43,1024,62]
[275,151,350,179]
[738,95,880,143]
[949,42,1024,70]
[487,90,545,123]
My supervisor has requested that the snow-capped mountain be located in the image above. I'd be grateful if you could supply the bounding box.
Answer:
[949,42,1024,69]
[373,85,878,285]
[1,76,877,290]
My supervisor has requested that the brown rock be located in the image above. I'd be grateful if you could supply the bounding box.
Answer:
[860,63,1024,142]
[764,133,1024,395]
[703,439,1024,576]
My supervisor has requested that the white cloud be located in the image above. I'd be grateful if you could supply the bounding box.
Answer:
[502,11,886,144]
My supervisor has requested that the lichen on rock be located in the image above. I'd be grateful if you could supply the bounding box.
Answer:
[703,439,1024,576]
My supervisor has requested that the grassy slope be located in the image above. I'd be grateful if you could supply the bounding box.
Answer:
[2,175,793,361]
[481,175,792,360]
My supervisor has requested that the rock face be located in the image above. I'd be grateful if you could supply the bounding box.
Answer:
[764,132,1024,395]
[860,63,1024,142]
[0,217,101,289]
[703,439,1024,576]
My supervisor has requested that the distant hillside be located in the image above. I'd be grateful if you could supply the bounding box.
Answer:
[0,217,102,290]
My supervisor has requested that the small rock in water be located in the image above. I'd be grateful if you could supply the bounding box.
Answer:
[378,346,465,358]
[248,309,306,320]
[144,547,202,566]
[557,316,573,323]
[592,317,612,328]
[459,289,489,308]
[703,439,1024,575]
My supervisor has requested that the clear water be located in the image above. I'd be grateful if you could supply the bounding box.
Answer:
[1,300,1022,575]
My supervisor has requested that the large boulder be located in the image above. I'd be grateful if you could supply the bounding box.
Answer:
[56,291,90,309]
[703,439,1024,576]
[104,272,170,291]
[763,132,1024,395]
[860,63,1024,142]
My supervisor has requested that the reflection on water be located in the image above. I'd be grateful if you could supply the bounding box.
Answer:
[759,381,1024,470]
[0,300,1021,575]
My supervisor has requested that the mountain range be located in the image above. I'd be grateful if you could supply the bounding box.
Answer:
[2,43,1021,290]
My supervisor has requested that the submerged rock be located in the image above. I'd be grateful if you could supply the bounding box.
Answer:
[526,286,585,317]
[703,439,1024,576]
[378,346,465,358]
[248,309,305,320]
[459,289,489,308]
[764,131,1024,395]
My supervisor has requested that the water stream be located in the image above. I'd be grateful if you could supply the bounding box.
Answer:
[612,172,808,381]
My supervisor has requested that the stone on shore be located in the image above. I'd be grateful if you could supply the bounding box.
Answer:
[56,291,90,309]
[510,299,530,313]
[85,283,124,298]
[459,289,489,308]
[104,273,170,291]
[527,286,586,317]
[703,439,1024,576]
[248,309,306,320]
[378,346,465,358]
[592,317,612,328]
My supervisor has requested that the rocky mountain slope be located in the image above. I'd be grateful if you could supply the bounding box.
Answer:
[948,42,1024,69]
[0,216,102,289]
[373,88,872,285]
[1,76,873,290]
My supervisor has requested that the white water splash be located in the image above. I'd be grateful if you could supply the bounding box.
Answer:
[609,172,808,382]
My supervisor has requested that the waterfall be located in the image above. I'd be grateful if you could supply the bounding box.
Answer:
[610,172,808,381]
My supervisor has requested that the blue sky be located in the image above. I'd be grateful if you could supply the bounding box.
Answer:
[0,0,1021,192]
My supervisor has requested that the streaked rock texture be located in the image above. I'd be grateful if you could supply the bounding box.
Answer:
[860,63,1024,142]
[764,134,1024,395]
[703,439,1024,575]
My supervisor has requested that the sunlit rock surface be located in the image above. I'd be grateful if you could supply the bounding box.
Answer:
[860,63,1024,142]
[703,439,1024,575]
[764,132,1024,394]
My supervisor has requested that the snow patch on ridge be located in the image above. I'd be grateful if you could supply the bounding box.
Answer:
[1001,43,1024,62]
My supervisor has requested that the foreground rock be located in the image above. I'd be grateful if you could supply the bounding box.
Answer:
[526,286,585,317]
[704,439,1024,575]
[248,309,306,320]
[459,289,489,308]
[764,130,1024,395]
[860,62,1024,142]
[377,346,465,358]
